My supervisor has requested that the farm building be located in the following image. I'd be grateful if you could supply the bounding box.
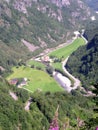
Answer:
[19,81,27,87]
[9,79,18,85]
[17,78,27,87]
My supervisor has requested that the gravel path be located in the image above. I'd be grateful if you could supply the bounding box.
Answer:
[25,101,31,111]
[9,91,18,100]
[25,98,32,111]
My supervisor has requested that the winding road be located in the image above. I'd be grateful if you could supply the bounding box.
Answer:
[62,35,88,91]
[32,32,88,92]
[9,91,18,100]
[62,57,81,91]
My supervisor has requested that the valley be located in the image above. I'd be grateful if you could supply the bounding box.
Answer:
[0,0,98,129]
[7,35,86,93]
[0,0,96,73]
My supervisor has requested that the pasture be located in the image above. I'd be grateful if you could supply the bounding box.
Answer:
[27,60,45,70]
[7,66,64,92]
[49,38,85,70]
[49,38,85,59]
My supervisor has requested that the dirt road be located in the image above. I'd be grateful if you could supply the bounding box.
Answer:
[62,57,81,90]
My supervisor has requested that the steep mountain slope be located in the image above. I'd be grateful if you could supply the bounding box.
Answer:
[66,34,98,89]
[0,78,49,130]
[0,0,94,72]
[1,0,92,44]
[0,77,95,130]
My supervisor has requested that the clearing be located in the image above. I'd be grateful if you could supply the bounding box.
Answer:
[7,66,64,92]
[27,60,45,70]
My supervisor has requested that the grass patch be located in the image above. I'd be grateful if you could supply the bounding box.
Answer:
[52,62,63,71]
[27,60,45,70]
[7,66,64,92]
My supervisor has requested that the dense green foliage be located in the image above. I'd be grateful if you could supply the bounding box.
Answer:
[0,78,95,130]
[66,35,98,89]
[0,78,49,130]
[82,83,98,130]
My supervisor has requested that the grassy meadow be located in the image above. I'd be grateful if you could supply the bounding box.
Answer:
[49,38,85,58]
[49,38,85,70]
[7,66,64,92]
[27,60,46,70]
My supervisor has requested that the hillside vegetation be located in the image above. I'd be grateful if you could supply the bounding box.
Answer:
[0,77,95,130]
[66,34,98,89]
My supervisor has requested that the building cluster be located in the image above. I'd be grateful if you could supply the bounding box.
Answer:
[9,78,27,87]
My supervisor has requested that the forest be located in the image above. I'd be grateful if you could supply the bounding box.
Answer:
[0,77,97,130]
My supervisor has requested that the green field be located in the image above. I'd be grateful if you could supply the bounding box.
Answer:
[49,38,85,70]
[7,66,64,92]
[27,60,45,70]
[49,38,85,58]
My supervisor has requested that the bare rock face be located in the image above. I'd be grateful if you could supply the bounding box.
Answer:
[13,0,32,14]
[12,0,91,20]
[48,0,90,9]
[48,0,70,7]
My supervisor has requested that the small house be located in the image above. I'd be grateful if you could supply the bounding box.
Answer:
[9,79,18,85]
[20,81,27,86]
[42,56,50,62]
[17,78,27,87]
